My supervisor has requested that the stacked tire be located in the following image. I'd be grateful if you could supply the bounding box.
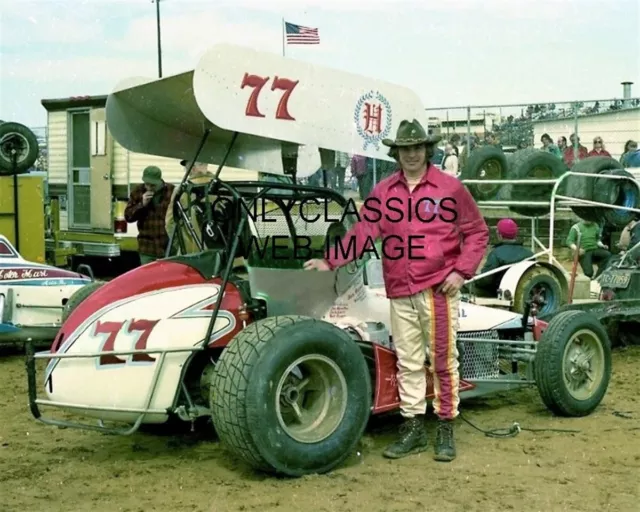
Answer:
[564,157,640,229]
[0,121,40,176]
[459,145,568,218]
[497,148,569,217]
[459,146,509,201]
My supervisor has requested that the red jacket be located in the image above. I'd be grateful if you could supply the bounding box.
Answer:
[587,149,611,157]
[325,164,490,299]
[563,145,589,168]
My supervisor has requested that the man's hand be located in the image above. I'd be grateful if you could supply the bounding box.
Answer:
[303,258,331,271]
[142,191,154,207]
[570,244,584,256]
[437,271,465,296]
[598,242,608,250]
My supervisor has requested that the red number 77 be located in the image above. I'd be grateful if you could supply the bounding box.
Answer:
[94,319,160,366]
[240,73,299,121]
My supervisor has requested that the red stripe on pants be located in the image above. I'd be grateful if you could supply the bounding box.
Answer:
[430,291,459,420]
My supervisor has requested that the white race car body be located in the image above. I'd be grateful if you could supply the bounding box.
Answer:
[0,235,92,345]
[40,254,525,425]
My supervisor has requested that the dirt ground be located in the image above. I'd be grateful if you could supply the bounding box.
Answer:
[1,345,639,512]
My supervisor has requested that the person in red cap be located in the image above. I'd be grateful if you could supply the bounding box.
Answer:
[474,218,534,296]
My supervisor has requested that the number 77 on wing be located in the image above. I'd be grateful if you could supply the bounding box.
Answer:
[240,73,300,121]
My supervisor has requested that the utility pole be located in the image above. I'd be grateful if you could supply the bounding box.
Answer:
[153,0,163,78]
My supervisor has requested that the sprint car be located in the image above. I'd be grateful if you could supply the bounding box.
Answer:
[26,44,613,478]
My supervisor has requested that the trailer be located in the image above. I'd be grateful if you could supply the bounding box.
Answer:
[40,96,262,270]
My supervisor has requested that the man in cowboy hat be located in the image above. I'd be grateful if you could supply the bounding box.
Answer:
[304,118,489,462]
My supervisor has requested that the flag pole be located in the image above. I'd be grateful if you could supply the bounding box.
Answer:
[281,17,285,57]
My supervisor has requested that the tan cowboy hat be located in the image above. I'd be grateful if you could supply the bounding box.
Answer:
[382,119,442,147]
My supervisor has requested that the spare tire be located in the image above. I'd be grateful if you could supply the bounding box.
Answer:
[0,122,40,175]
[498,149,568,217]
[565,157,625,223]
[592,169,640,228]
[460,145,508,201]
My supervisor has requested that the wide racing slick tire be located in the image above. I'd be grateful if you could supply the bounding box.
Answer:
[565,157,624,223]
[591,168,640,228]
[0,122,40,175]
[61,281,105,323]
[501,148,568,217]
[209,315,372,477]
[534,310,611,417]
[512,265,565,316]
[459,145,508,201]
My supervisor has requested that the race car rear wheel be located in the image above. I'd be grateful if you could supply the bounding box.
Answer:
[209,315,372,477]
[534,310,611,417]
[61,281,105,323]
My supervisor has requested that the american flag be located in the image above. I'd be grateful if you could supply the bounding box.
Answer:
[285,22,320,45]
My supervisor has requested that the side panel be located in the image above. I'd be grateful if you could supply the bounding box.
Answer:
[0,175,46,263]
[7,283,89,327]
[325,276,522,334]
[372,344,475,414]
[193,43,426,161]
[46,284,240,423]
[47,110,68,186]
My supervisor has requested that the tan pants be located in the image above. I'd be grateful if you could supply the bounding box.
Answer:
[390,288,461,420]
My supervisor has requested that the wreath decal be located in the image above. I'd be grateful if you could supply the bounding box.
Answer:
[353,90,393,151]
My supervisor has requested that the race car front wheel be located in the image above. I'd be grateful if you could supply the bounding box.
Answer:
[209,315,372,477]
[534,310,611,417]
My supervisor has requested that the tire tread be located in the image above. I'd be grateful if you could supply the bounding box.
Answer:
[210,315,312,472]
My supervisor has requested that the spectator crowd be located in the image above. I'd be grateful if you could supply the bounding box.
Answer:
[315,132,638,202]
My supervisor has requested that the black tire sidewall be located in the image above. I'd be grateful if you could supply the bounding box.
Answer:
[535,311,611,416]
[567,157,623,222]
[0,122,40,174]
[595,169,639,228]
[62,281,104,322]
[245,322,371,475]
[460,145,508,201]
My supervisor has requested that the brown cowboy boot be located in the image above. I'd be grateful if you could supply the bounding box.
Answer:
[383,415,429,459]
[433,418,456,462]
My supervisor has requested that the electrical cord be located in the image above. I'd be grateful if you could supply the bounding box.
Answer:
[459,410,639,437]
[459,412,581,438]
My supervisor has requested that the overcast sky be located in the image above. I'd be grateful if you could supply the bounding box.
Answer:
[1,0,639,128]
